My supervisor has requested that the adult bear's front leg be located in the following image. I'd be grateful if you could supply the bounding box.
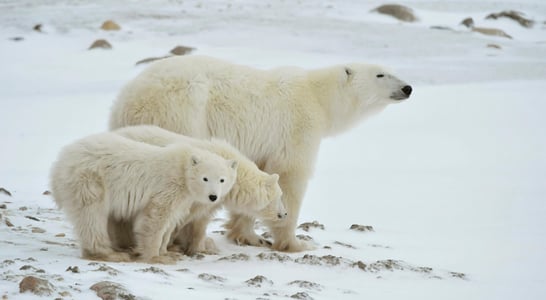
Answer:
[225,213,272,247]
[267,171,315,252]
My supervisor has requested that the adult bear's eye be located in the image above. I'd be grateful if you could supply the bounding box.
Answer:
[376,74,384,78]
[203,177,208,182]
[220,179,225,183]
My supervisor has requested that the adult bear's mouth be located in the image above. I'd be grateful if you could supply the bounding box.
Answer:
[390,85,413,100]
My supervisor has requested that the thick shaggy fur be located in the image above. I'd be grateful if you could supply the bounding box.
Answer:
[113,125,286,254]
[50,132,237,263]
[109,55,412,252]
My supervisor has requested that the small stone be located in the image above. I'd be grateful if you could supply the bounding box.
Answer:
[137,266,169,276]
[372,4,418,22]
[198,273,226,283]
[0,204,6,209]
[19,276,54,296]
[352,261,367,271]
[296,234,313,241]
[33,24,42,32]
[217,253,250,262]
[0,188,12,197]
[135,56,170,65]
[32,227,46,233]
[333,241,356,249]
[170,45,194,56]
[256,252,293,262]
[245,275,273,287]
[290,291,313,300]
[288,280,323,291]
[9,36,24,42]
[25,215,40,221]
[297,221,324,232]
[19,206,28,211]
[487,44,502,49]
[89,39,112,50]
[472,27,512,39]
[349,224,374,232]
[66,266,79,273]
[90,281,136,300]
[55,233,66,237]
[100,20,121,31]
[486,10,534,28]
[5,218,14,227]
[460,17,474,28]
[42,190,51,195]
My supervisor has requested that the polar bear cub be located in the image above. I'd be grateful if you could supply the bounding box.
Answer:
[49,131,237,263]
[113,125,287,254]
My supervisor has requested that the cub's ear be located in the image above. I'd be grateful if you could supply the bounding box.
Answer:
[229,159,238,170]
[191,155,200,166]
[267,173,280,185]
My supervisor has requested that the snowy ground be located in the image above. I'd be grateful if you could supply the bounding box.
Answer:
[1,0,545,299]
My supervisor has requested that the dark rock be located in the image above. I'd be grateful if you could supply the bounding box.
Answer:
[90,281,136,300]
[290,292,313,300]
[136,266,169,276]
[472,27,512,39]
[9,37,24,42]
[198,273,226,283]
[101,20,121,31]
[256,252,292,262]
[89,39,112,50]
[372,4,418,22]
[170,45,194,55]
[42,190,51,195]
[487,43,502,49]
[245,275,273,287]
[66,266,80,273]
[297,221,324,232]
[19,276,54,296]
[135,56,170,65]
[461,17,474,28]
[33,24,42,32]
[217,253,250,262]
[25,215,40,221]
[486,10,534,28]
[0,204,6,209]
[288,280,323,291]
[349,224,374,232]
[333,241,356,249]
[0,187,12,197]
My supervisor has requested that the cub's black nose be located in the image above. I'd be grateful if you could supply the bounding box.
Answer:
[402,85,412,96]
[209,195,218,202]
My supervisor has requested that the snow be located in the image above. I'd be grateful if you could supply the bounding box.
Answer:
[1,0,545,299]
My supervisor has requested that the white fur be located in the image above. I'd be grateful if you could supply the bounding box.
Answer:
[113,125,287,253]
[109,55,411,252]
[49,131,237,263]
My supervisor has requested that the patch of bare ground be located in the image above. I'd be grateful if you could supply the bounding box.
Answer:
[297,221,324,232]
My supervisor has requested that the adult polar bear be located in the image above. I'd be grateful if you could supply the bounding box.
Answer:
[110,55,412,252]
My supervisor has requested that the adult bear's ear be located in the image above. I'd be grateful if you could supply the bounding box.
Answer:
[344,67,353,78]
[191,155,200,166]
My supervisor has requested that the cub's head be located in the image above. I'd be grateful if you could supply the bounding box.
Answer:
[343,63,412,105]
[186,152,238,204]
[224,172,287,222]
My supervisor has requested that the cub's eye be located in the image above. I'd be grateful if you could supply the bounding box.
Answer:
[376,74,384,78]
[203,177,208,182]
[220,179,225,183]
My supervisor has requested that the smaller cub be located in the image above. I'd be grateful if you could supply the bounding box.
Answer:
[114,125,288,254]
[49,132,237,263]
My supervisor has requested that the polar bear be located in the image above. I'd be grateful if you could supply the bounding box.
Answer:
[112,125,287,255]
[109,55,412,252]
[49,131,238,263]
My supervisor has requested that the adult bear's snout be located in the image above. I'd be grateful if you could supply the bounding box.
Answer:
[402,85,412,97]
[209,195,218,202]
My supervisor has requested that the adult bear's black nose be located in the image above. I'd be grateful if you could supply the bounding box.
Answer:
[402,85,412,96]
[209,195,218,202]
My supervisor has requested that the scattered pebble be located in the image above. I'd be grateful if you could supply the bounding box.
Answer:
[0,188,12,197]
[371,4,418,22]
[0,204,6,209]
[290,291,313,300]
[33,24,42,32]
[19,206,28,211]
[295,254,343,266]
[296,234,313,241]
[100,20,121,31]
[487,44,502,49]
[19,276,54,296]
[333,241,356,249]
[9,36,24,42]
[31,227,46,233]
[486,10,534,28]
[66,266,80,273]
[198,273,226,283]
[135,56,170,65]
[90,281,135,300]
[349,224,374,232]
[170,45,194,55]
[25,215,40,222]
[42,190,51,195]
[298,221,324,232]
[245,275,273,287]
[137,266,169,276]
[256,252,293,262]
[89,39,112,50]
[218,253,250,262]
[55,233,66,237]
[288,280,323,291]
